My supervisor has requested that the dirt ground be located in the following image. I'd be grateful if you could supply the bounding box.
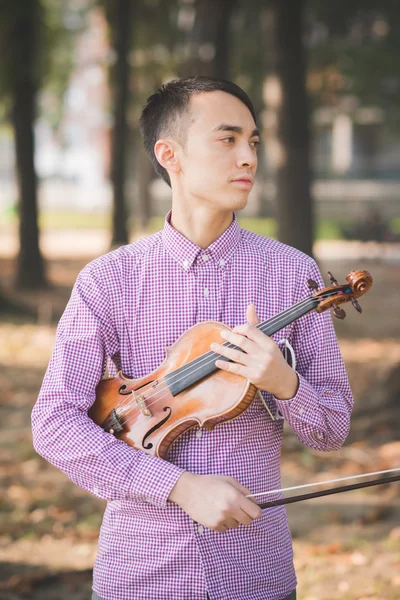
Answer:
[0,246,399,600]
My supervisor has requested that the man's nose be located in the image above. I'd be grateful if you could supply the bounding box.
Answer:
[236,142,257,169]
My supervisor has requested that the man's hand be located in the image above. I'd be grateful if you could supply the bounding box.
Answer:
[211,303,299,400]
[168,472,262,532]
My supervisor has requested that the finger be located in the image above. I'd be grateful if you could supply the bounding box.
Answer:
[239,496,263,521]
[231,323,275,349]
[246,303,260,326]
[220,328,259,353]
[214,358,248,377]
[231,510,253,527]
[210,342,252,366]
[223,517,241,529]
[214,523,228,533]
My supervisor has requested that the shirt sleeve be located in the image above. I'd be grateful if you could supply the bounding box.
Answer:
[31,260,185,507]
[273,259,354,452]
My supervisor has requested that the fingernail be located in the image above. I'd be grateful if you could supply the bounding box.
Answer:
[220,330,227,338]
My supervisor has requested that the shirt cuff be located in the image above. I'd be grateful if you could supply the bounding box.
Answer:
[273,372,318,423]
[129,452,185,509]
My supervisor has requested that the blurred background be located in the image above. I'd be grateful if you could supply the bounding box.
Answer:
[0,1,399,599]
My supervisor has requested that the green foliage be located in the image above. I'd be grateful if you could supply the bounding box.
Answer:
[39,0,86,129]
[306,0,400,111]
[0,0,87,129]
[3,207,381,242]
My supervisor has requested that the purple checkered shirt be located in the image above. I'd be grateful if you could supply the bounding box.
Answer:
[32,210,353,600]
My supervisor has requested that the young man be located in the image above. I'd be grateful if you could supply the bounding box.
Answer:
[32,77,353,600]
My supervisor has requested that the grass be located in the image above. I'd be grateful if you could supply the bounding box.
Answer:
[1,209,364,240]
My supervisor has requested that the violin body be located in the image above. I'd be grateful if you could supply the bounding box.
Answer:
[89,269,373,461]
[88,321,258,461]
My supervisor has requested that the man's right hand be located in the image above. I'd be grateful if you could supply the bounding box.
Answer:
[168,471,262,532]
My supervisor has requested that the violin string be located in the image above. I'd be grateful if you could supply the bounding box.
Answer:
[114,293,331,431]
[246,467,400,499]
[113,295,319,431]
[114,291,340,435]
[114,295,316,428]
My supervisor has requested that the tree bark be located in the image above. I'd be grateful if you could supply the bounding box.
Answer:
[9,2,47,288]
[107,0,134,247]
[180,0,237,79]
[263,0,314,257]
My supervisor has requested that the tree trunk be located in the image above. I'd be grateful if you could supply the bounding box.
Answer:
[107,0,134,247]
[263,0,314,257]
[9,2,47,288]
[180,0,237,79]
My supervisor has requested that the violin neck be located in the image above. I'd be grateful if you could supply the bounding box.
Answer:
[165,296,318,397]
[256,296,318,337]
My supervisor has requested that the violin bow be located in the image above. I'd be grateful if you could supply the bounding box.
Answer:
[247,468,400,509]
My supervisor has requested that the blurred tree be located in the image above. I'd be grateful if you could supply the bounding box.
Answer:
[0,1,47,288]
[131,0,182,229]
[262,0,314,257]
[103,0,135,247]
[0,1,81,289]
[179,0,237,78]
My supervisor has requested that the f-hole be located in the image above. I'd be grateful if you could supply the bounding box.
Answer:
[142,406,172,450]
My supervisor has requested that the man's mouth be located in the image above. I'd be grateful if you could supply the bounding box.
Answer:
[231,176,254,187]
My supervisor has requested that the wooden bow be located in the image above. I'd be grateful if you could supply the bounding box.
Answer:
[246,468,400,509]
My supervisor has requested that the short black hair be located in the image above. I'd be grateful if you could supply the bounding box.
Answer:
[139,76,257,187]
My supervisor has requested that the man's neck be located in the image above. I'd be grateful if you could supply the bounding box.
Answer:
[170,206,233,249]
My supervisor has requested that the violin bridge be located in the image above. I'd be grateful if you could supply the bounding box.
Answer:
[134,392,152,417]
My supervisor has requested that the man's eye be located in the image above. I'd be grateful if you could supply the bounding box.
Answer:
[251,140,261,148]
[221,137,235,143]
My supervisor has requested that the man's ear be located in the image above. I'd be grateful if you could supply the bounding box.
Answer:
[154,139,181,176]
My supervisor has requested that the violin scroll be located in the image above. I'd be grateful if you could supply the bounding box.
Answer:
[315,270,373,315]
[346,270,373,295]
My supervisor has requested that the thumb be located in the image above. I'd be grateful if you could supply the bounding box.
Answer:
[246,303,260,326]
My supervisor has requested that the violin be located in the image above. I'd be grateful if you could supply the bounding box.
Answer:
[88,270,372,461]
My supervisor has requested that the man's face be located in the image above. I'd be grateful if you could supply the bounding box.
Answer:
[176,91,259,212]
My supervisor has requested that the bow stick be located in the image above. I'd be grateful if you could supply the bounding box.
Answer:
[246,468,400,509]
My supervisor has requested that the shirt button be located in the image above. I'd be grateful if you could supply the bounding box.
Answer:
[183,259,189,268]
[298,407,304,415]
[317,432,324,440]
[197,525,205,534]
[93,487,99,495]
[202,254,209,262]
[196,429,202,438]
[219,259,225,266]
[204,288,209,297]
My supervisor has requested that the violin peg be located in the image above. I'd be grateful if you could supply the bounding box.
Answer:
[351,298,362,313]
[307,279,318,291]
[333,306,346,319]
[328,271,339,286]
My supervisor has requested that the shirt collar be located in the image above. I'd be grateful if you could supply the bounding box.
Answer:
[162,210,241,270]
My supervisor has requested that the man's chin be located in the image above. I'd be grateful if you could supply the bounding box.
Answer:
[229,193,249,211]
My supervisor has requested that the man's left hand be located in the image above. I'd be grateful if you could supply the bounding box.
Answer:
[211,304,299,400]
